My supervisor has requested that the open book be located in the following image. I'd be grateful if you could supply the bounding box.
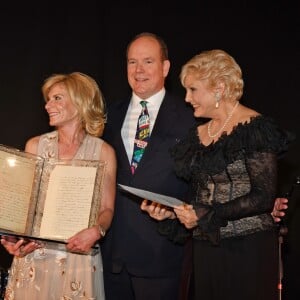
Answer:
[0,144,106,248]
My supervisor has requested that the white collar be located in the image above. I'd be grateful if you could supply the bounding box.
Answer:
[131,88,165,109]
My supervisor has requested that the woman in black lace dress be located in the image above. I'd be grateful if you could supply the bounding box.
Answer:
[141,49,294,300]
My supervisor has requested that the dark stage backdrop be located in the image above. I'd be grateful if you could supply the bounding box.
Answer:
[0,1,299,299]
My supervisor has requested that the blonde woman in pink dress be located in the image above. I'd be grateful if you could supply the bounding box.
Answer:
[1,72,116,300]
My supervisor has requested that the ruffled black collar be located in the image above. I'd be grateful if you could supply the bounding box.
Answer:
[170,115,295,180]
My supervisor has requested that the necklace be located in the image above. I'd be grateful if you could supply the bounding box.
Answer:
[207,101,239,138]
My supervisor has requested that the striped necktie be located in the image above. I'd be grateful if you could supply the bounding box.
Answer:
[130,100,150,174]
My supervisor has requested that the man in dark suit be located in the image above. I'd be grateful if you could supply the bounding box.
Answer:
[101,32,195,300]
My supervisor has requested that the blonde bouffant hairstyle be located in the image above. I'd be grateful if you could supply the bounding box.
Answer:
[180,49,244,102]
[42,72,107,137]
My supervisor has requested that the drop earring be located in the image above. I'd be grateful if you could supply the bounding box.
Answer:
[215,93,220,108]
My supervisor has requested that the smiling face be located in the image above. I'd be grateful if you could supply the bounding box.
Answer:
[127,36,170,99]
[45,83,80,128]
[183,74,216,118]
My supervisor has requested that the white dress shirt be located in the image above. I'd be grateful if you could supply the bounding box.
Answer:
[121,88,165,163]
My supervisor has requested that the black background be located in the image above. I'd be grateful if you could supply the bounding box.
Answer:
[0,1,299,298]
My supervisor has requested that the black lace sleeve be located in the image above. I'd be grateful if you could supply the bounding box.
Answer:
[157,218,192,244]
[195,151,278,238]
[155,125,199,244]
[169,125,199,181]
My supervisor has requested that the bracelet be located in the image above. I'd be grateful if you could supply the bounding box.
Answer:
[98,225,106,237]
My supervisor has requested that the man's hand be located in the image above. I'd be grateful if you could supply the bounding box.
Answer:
[271,197,288,223]
[141,200,175,220]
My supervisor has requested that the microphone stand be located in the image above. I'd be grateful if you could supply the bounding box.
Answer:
[278,218,287,300]
[277,176,300,300]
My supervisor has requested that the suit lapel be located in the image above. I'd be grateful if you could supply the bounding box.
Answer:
[109,100,131,167]
[147,93,177,152]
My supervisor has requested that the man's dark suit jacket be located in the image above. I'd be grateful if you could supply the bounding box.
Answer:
[102,91,196,277]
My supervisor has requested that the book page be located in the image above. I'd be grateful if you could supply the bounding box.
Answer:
[39,165,97,240]
[0,151,36,233]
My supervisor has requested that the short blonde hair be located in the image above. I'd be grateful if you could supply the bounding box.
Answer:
[42,72,107,137]
[180,49,244,102]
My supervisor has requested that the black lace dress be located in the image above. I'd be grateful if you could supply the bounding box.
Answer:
[166,115,294,300]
